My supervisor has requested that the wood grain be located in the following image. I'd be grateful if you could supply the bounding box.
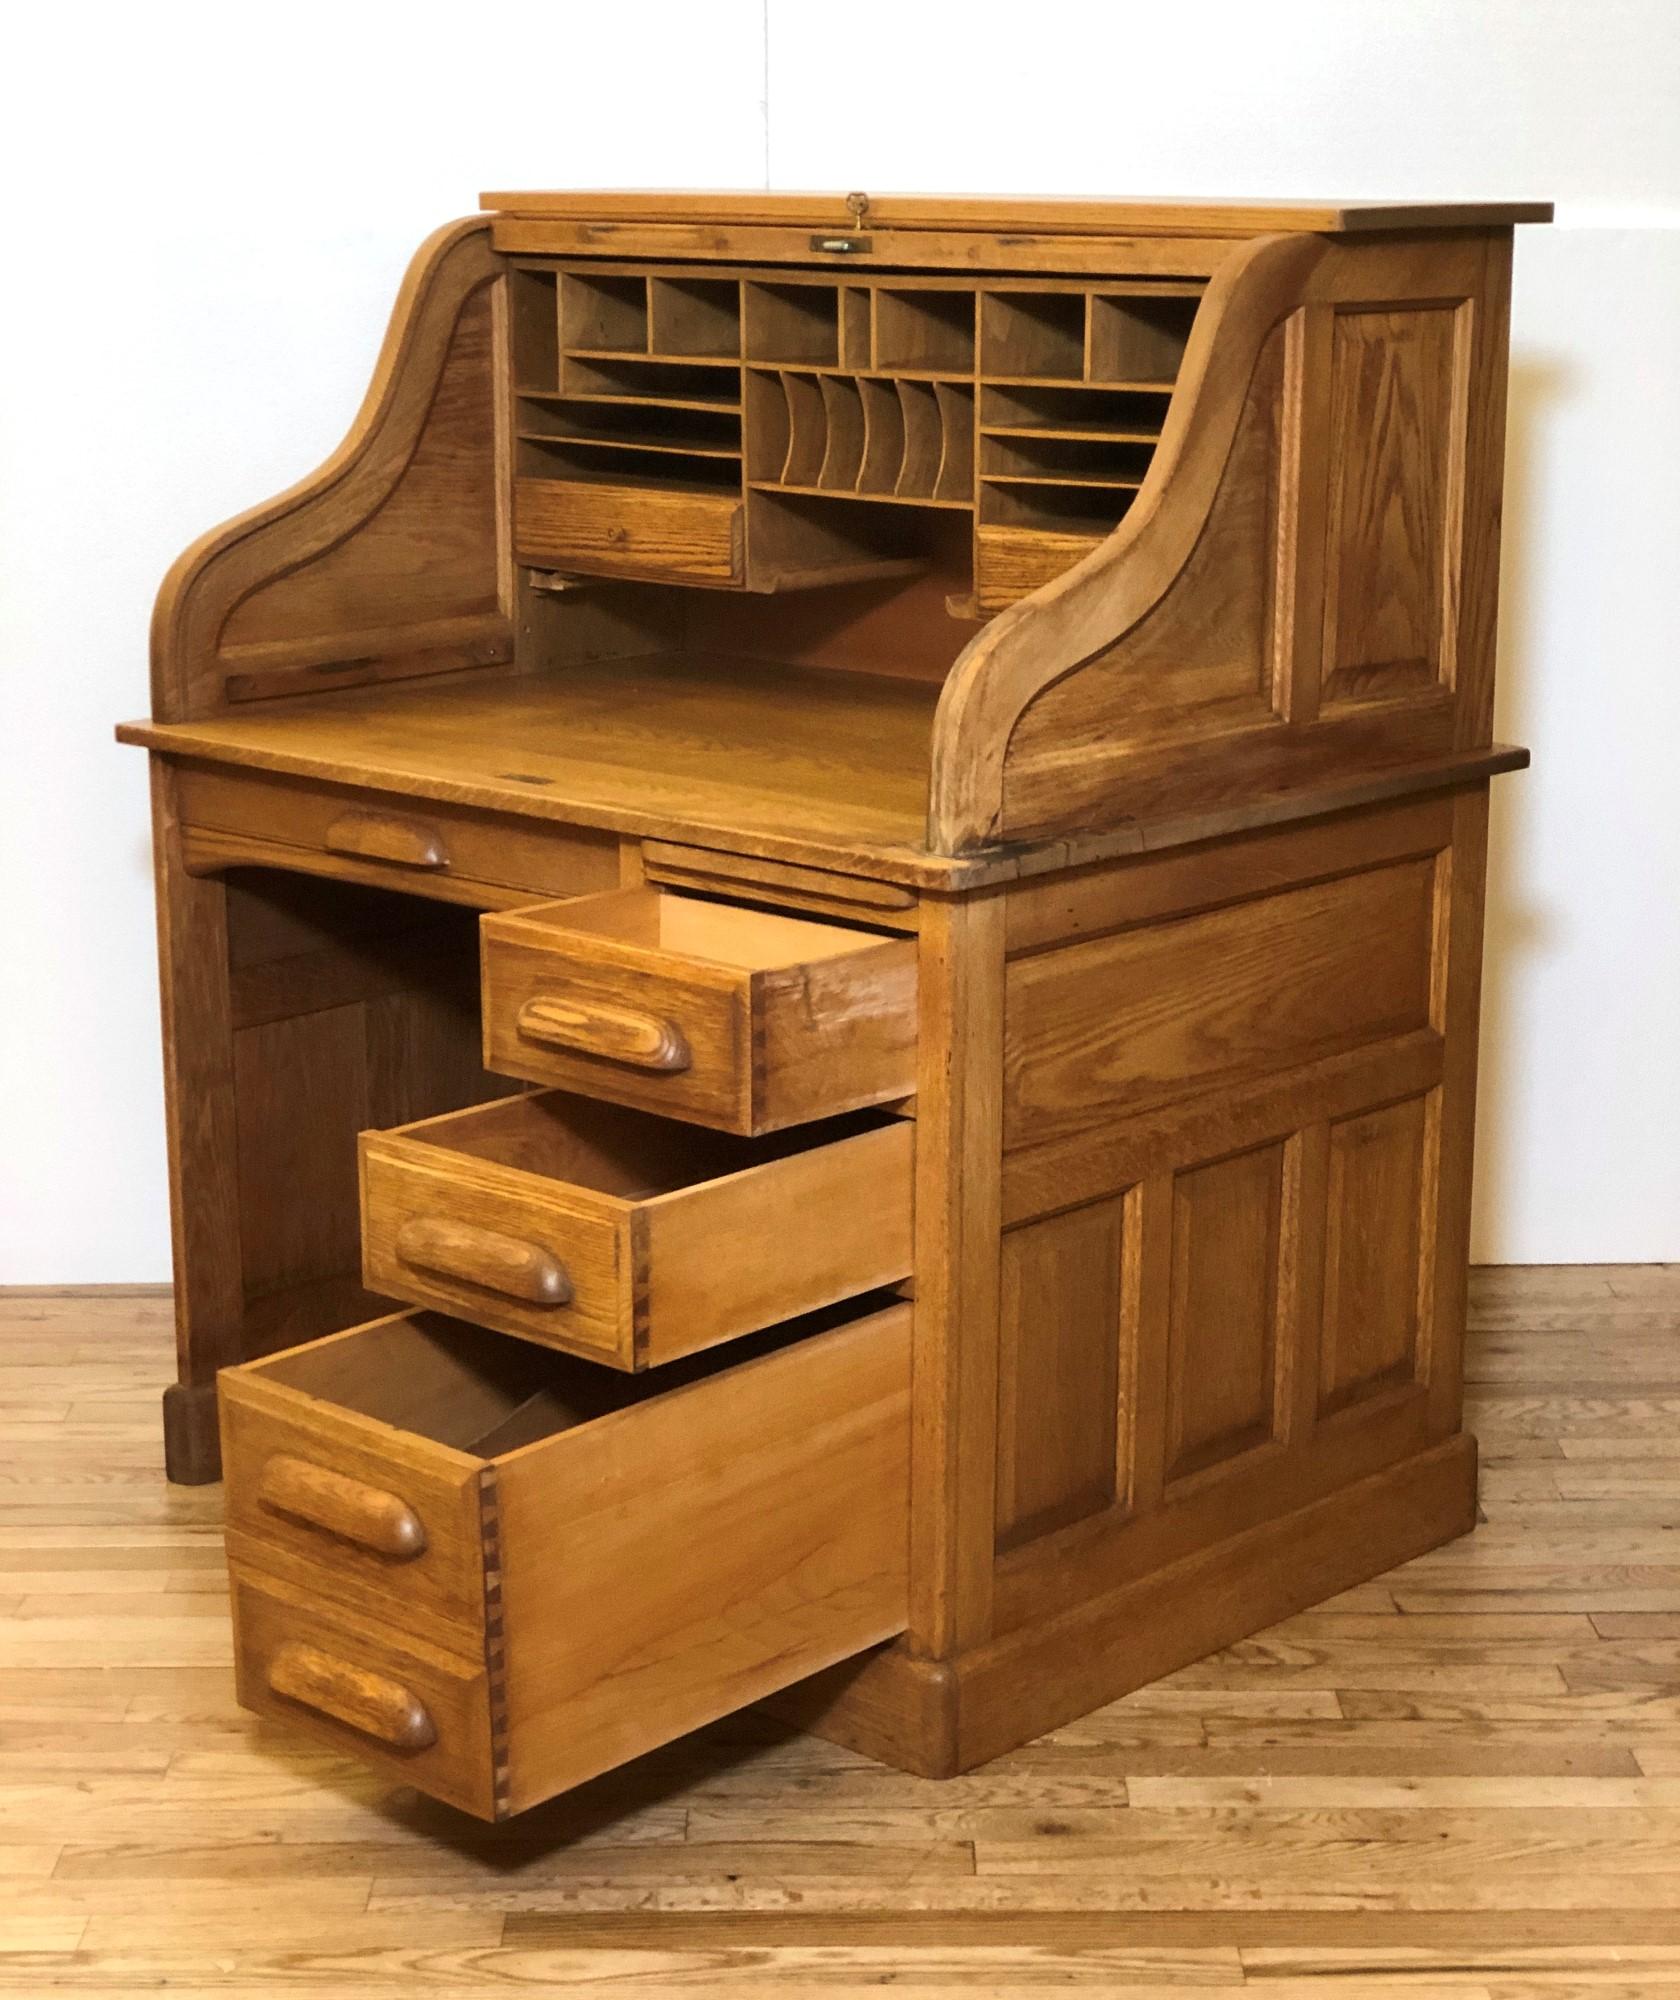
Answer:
[1003,855,1437,1150]
[928,231,1511,853]
[153,218,508,719]
[480,887,917,1134]
[513,479,743,584]
[176,763,621,905]
[1320,306,1462,701]
[146,764,242,1484]
[995,1202,1125,1549]
[360,1093,913,1368]
[5,1270,1678,1990]
[482,187,1555,237]
[493,1304,912,1815]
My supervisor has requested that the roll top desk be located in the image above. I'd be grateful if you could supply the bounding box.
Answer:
[118,190,1545,1818]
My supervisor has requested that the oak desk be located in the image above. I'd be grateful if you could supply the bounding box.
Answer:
[119,190,1544,1818]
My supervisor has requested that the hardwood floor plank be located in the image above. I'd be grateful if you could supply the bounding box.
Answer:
[0,1266,1676,1987]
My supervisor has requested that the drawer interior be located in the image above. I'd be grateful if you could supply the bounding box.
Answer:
[248,1297,890,1460]
[480,886,918,1135]
[250,1307,632,1455]
[502,885,894,967]
[389,1089,896,1201]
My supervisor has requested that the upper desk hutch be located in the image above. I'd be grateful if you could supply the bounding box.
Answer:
[119,190,1546,1818]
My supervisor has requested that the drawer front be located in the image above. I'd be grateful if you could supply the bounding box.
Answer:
[220,1368,491,1646]
[483,927,748,1128]
[975,524,1104,612]
[513,478,743,584]
[360,1128,632,1367]
[481,889,918,1135]
[230,1567,496,1818]
[176,765,621,905]
[359,1093,914,1369]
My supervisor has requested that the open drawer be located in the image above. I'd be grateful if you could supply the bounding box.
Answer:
[221,1300,911,1819]
[359,1089,912,1368]
[480,887,917,1134]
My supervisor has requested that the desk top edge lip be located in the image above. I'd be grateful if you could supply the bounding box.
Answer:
[476,189,1556,237]
[117,713,1529,894]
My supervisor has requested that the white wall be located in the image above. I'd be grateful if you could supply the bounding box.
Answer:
[2,0,1674,1275]
[0,0,768,1281]
[762,0,1680,1263]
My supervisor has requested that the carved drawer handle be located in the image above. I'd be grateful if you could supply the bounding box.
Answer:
[395,1216,573,1306]
[515,994,691,1073]
[267,1640,437,1752]
[323,809,449,870]
[257,1454,428,1560]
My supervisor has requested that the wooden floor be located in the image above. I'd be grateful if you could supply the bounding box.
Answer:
[2,1270,1679,1994]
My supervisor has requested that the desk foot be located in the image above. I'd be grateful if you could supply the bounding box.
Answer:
[162,1381,222,1485]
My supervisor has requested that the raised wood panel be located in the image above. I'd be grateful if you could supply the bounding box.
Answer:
[1004,327,1284,806]
[1320,305,1465,705]
[1004,792,1455,956]
[1004,856,1437,1152]
[995,1199,1125,1551]
[179,765,623,907]
[1165,1141,1285,1481]
[1319,1091,1432,1416]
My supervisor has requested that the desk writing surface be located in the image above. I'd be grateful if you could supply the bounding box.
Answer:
[119,655,941,874]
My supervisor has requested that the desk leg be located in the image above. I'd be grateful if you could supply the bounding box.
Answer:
[151,761,244,1483]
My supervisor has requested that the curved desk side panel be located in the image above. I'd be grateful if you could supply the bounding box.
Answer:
[928,227,1514,852]
[150,218,510,721]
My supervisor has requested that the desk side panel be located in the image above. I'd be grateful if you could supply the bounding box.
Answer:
[990,789,1485,1635]
[152,220,513,719]
[929,230,1515,851]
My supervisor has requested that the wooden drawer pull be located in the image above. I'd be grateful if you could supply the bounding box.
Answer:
[323,809,448,870]
[267,1640,437,1752]
[395,1216,573,1306]
[515,994,691,1073]
[257,1454,428,1560]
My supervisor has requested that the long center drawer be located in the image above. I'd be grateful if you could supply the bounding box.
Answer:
[221,1299,911,1819]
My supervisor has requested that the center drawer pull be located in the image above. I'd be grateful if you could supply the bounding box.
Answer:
[515,994,691,1073]
[395,1216,573,1306]
[257,1454,428,1560]
[267,1640,438,1752]
[323,809,449,870]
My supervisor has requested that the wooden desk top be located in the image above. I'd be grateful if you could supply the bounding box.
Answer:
[119,653,1526,892]
[120,655,942,878]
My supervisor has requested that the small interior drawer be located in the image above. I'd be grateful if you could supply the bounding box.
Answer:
[480,887,918,1134]
[513,478,743,584]
[359,1090,912,1368]
[220,1301,911,1819]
